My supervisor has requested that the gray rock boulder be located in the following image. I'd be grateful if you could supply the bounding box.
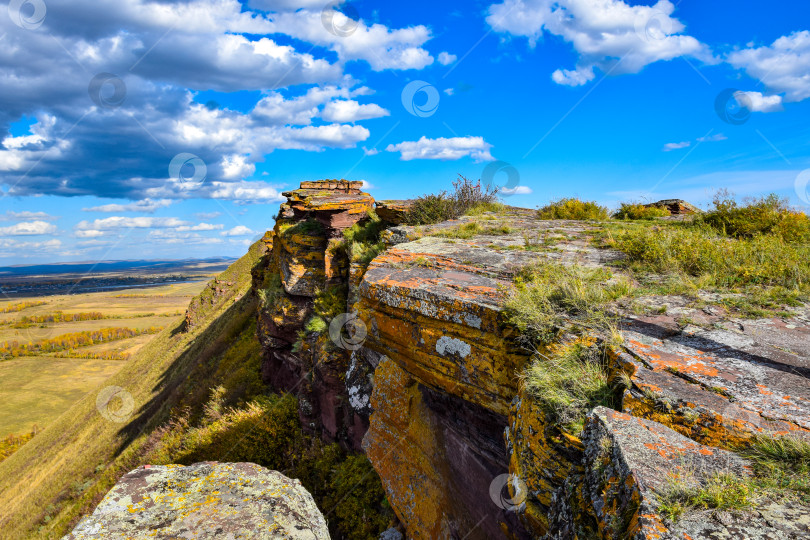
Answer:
[63,462,330,539]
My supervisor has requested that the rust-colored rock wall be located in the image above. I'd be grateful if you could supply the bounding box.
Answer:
[249,200,810,539]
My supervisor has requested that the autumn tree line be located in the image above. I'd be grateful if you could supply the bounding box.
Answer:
[0,301,47,313]
[0,326,164,359]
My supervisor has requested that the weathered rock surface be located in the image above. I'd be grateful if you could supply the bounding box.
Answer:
[247,195,809,539]
[644,199,702,215]
[375,199,413,225]
[63,462,329,539]
[352,210,809,539]
[579,407,810,540]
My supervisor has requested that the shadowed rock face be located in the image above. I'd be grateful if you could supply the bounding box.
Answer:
[63,462,329,540]
[374,200,413,225]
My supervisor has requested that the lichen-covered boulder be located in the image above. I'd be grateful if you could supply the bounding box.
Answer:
[63,462,330,539]
[282,179,373,230]
[617,311,810,449]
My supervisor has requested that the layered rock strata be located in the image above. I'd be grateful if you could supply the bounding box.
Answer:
[252,188,809,538]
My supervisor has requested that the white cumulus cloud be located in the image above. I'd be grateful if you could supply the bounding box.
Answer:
[486,0,712,86]
[727,31,810,104]
[222,225,255,236]
[385,136,495,162]
[0,221,58,236]
[438,52,457,65]
[663,141,691,151]
[82,199,174,213]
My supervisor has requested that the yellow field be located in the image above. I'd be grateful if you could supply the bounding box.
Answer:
[0,280,210,438]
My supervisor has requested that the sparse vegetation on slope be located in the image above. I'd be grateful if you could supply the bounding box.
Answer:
[404,174,499,225]
[697,191,810,242]
[506,261,632,431]
[0,241,264,538]
[0,239,392,540]
[537,198,610,221]
[659,434,810,522]
[613,202,670,220]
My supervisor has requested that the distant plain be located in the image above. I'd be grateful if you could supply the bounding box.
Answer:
[0,279,212,437]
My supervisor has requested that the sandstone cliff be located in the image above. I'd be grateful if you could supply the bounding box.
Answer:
[252,181,810,539]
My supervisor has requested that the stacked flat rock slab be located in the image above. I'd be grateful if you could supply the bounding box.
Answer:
[351,210,810,539]
[256,181,376,450]
[63,462,329,540]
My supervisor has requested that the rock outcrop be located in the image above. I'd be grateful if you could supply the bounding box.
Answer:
[644,199,702,215]
[250,185,809,539]
[254,180,376,451]
[63,462,329,539]
[374,200,413,225]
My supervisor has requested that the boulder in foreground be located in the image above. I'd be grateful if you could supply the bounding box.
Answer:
[63,462,330,539]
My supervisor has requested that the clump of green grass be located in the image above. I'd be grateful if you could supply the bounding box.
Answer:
[302,284,348,338]
[659,472,751,522]
[343,211,386,268]
[613,202,670,220]
[405,174,500,225]
[741,434,810,501]
[432,222,513,239]
[605,224,810,290]
[257,271,284,307]
[279,218,325,237]
[537,198,610,221]
[697,191,810,242]
[506,261,632,343]
[507,261,633,431]
[522,342,615,430]
[659,434,810,522]
[465,201,507,216]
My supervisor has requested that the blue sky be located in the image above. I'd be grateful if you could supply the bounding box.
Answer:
[1,0,808,264]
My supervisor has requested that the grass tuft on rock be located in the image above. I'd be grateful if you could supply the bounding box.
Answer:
[537,198,610,221]
[343,211,386,268]
[741,434,810,501]
[521,341,615,430]
[507,261,632,431]
[405,174,500,225]
[658,472,751,522]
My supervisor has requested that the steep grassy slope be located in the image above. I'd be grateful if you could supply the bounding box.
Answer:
[0,241,264,539]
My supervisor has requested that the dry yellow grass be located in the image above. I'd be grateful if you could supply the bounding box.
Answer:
[0,243,262,539]
[0,282,208,441]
